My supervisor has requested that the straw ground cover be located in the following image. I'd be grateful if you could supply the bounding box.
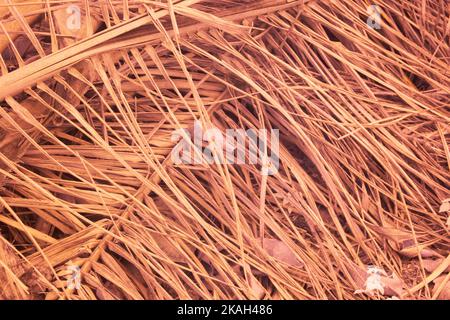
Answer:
[0,0,449,300]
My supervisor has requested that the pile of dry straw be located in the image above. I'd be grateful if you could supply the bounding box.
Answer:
[0,0,449,300]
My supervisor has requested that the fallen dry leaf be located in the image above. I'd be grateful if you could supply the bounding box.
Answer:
[422,258,450,273]
[439,199,450,230]
[399,243,439,259]
[370,224,438,258]
[439,199,450,213]
[248,272,266,299]
[433,275,450,300]
[382,273,404,297]
[262,238,303,267]
[370,223,412,244]
[150,232,190,263]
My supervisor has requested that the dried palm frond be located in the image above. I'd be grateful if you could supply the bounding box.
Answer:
[0,0,449,300]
